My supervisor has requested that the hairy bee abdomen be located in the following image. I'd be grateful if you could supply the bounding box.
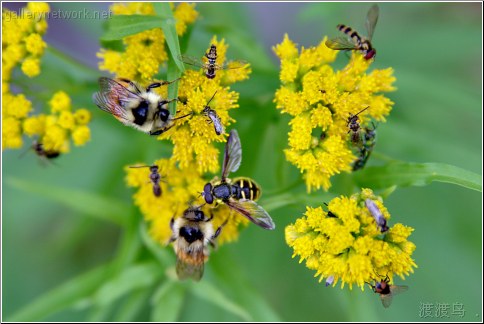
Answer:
[232,177,261,201]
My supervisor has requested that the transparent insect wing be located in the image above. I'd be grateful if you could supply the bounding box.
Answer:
[389,284,409,296]
[365,4,379,41]
[380,292,394,308]
[93,77,140,121]
[226,198,275,230]
[178,54,206,68]
[209,113,225,135]
[222,59,249,70]
[221,129,242,180]
[176,251,204,281]
[325,37,358,51]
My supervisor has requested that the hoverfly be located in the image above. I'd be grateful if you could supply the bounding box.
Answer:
[201,129,275,230]
[366,274,408,308]
[326,4,379,60]
[179,44,248,79]
[129,164,164,197]
[93,77,190,135]
[365,198,389,233]
[202,91,224,135]
[347,106,369,144]
[352,122,377,171]
[169,204,225,281]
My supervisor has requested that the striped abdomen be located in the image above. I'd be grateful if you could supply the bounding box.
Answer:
[337,24,363,45]
[232,177,261,201]
[337,24,375,59]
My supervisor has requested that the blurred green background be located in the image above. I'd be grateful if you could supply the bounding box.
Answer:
[2,2,482,321]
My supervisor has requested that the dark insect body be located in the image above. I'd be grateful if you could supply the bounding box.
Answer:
[201,129,275,230]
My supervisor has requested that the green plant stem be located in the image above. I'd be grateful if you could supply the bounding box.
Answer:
[47,45,99,73]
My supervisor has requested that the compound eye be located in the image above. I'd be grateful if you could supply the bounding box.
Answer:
[205,193,213,204]
[157,107,170,122]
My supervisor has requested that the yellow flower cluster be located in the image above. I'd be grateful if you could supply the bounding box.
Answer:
[285,188,416,290]
[126,158,249,246]
[125,36,251,246]
[22,91,92,153]
[98,2,198,84]
[2,2,49,81]
[273,34,396,192]
[2,2,50,149]
[160,36,251,173]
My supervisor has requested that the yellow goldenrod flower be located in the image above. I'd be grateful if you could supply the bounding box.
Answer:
[72,126,91,146]
[23,114,47,136]
[174,3,199,35]
[156,37,250,174]
[27,2,50,15]
[49,91,72,113]
[73,109,92,125]
[21,57,41,77]
[25,33,47,56]
[273,35,396,192]
[125,159,249,246]
[98,2,198,84]
[285,188,417,290]
[57,111,76,130]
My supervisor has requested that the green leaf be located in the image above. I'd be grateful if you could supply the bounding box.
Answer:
[151,281,186,321]
[166,50,181,115]
[5,177,130,227]
[190,280,253,321]
[101,15,162,41]
[88,262,161,307]
[154,3,185,72]
[354,162,482,192]
[7,263,115,321]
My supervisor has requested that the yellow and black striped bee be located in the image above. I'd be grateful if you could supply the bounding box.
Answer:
[179,44,248,79]
[201,129,275,230]
[169,205,225,281]
[93,77,189,135]
[366,274,408,308]
[326,4,379,60]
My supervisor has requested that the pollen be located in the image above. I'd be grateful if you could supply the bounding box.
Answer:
[285,188,417,289]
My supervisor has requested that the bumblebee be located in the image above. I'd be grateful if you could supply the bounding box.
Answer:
[202,129,275,230]
[364,198,389,233]
[129,164,164,197]
[326,5,379,60]
[366,274,408,308]
[93,77,189,135]
[169,205,225,281]
[179,44,247,79]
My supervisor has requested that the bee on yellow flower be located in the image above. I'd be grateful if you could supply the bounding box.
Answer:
[125,158,250,247]
[273,34,396,192]
[285,188,417,291]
